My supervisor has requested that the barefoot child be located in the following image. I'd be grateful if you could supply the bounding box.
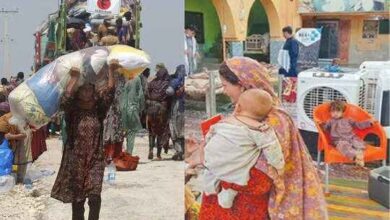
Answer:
[322,100,374,166]
[203,89,284,209]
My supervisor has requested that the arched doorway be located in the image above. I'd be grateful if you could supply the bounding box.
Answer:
[185,0,223,71]
[245,2,271,62]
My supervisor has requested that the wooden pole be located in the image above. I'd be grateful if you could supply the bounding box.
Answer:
[210,70,217,117]
[204,68,211,117]
[205,68,217,118]
[278,74,283,100]
[222,39,226,61]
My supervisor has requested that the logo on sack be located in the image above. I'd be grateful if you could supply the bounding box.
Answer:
[88,0,120,15]
[97,0,111,10]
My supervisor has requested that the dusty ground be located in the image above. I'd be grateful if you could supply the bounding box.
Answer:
[0,135,184,220]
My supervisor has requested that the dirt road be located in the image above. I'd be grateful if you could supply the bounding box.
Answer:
[0,136,184,220]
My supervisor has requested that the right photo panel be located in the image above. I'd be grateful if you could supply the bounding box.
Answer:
[184,0,390,219]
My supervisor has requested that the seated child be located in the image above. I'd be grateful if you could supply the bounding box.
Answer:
[322,100,374,166]
[326,58,341,73]
[203,89,285,209]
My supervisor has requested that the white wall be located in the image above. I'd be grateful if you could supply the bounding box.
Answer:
[140,0,184,74]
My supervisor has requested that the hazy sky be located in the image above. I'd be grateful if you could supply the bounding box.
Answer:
[0,0,185,78]
[0,0,60,79]
[140,0,184,74]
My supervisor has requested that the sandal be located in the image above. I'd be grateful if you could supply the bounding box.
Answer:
[148,151,153,160]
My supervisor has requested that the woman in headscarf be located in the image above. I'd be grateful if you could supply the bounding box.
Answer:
[199,57,328,220]
[139,68,150,129]
[146,64,171,160]
[167,65,186,161]
[51,61,118,220]
[120,72,144,156]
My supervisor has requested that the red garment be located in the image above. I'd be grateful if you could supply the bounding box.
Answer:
[199,168,272,220]
[104,142,123,159]
[31,126,48,161]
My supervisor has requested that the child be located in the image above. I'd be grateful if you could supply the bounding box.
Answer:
[322,100,374,166]
[326,58,341,73]
[203,89,284,209]
[0,113,30,183]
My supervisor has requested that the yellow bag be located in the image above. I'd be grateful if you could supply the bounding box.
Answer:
[107,45,151,80]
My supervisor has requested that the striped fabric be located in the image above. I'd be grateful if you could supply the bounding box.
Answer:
[325,178,389,220]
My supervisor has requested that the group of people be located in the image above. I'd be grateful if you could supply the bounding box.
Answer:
[49,61,186,219]
[146,64,186,161]
[1,57,186,220]
[185,56,376,220]
[182,57,328,219]
[183,24,378,220]
[100,62,186,163]
[66,10,136,52]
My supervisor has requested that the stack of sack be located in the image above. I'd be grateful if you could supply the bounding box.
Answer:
[8,45,150,129]
[185,72,223,101]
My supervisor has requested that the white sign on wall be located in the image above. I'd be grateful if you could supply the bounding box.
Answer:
[296,28,321,47]
[296,28,322,71]
[87,0,120,15]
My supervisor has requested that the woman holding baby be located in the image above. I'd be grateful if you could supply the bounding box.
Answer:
[199,57,328,220]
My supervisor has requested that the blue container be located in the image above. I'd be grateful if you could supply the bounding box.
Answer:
[0,140,14,176]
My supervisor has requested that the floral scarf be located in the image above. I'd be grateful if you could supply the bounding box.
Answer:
[225,57,328,220]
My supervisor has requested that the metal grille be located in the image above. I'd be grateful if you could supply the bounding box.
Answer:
[359,77,377,115]
[303,87,347,119]
[358,79,366,109]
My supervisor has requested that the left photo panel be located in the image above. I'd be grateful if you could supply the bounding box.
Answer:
[0,0,185,219]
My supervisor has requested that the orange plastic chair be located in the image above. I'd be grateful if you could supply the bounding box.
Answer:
[313,103,388,194]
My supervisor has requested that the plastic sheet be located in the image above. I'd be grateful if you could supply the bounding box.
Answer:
[0,175,15,193]
[0,140,13,176]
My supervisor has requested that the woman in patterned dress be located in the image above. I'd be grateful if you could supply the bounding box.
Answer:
[199,57,328,220]
[51,61,119,220]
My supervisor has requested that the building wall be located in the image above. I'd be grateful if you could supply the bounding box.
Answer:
[185,0,221,54]
[349,16,390,65]
[196,0,389,65]
[207,0,301,63]
[302,15,390,65]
